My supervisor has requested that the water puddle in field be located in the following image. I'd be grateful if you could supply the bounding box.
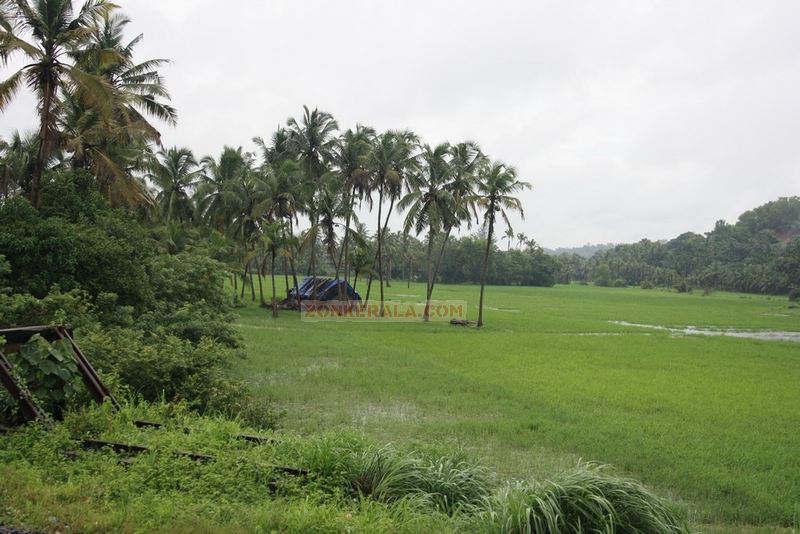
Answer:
[564,332,652,337]
[235,323,285,332]
[356,402,420,425]
[609,321,800,343]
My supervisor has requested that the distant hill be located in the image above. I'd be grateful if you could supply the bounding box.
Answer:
[546,243,617,258]
[557,196,800,295]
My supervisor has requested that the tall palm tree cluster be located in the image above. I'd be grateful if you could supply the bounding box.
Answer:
[0,0,531,326]
[1,0,175,207]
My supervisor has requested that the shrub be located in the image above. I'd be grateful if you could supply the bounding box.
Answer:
[0,288,94,328]
[0,196,154,307]
[613,278,627,288]
[77,325,245,415]
[640,280,655,290]
[139,303,241,349]
[789,287,800,302]
[594,264,612,287]
[143,252,241,347]
[147,252,231,313]
[673,279,692,293]
[479,463,688,534]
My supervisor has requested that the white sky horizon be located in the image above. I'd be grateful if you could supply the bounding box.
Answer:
[2,1,798,249]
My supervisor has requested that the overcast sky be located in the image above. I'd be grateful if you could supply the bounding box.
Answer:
[2,0,799,248]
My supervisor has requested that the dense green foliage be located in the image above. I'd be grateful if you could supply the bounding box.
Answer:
[0,176,153,306]
[435,236,559,287]
[559,197,800,295]
[0,173,250,423]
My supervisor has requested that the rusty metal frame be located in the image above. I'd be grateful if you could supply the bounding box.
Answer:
[0,324,120,422]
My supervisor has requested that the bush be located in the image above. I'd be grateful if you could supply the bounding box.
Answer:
[594,264,612,287]
[673,279,692,293]
[0,196,154,308]
[78,325,245,415]
[141,252,241,347]
[0,288,94,328]
[640,280,655,290]
[480,463,688,533]
[613,278,627,288]
[789,287,800,302]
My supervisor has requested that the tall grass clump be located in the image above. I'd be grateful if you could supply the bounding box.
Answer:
[480,463,689,534]
[296,435,489,515]
[346,445,490,514]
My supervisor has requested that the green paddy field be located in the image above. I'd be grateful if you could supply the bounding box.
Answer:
[233,283,800,532]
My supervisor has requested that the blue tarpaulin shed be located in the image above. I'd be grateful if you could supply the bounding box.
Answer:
[286,277,361,303]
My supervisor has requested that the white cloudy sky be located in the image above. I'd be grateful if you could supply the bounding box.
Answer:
[2,0,799,248]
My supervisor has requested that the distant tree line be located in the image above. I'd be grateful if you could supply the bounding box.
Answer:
[556,197,800,295]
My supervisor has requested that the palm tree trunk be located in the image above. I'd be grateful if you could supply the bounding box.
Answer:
[477,215,495,327]
[283,257,290,296]
[423,228,435,322]
[271,250,278,318]
[376,184,385,316]
[286,221,302,308]
[429,227,452,298]
[240,264,248,300]
[336,186,356,300]
[250,263,257,302]
[330,242,342,301]
[364,267,374,306]
[310,213,318,300]
[166,191,176,225]
[289,254,301,308]
[257,256,266,307]
[32,77,56,208]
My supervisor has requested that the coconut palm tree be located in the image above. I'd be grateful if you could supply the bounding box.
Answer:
[77,12,176,127]
[330,125,373,297]
[348,222,373,294]
[0,0,117,206]
[286,105,338,298]
[255,133,306,306]
[60,12,175,207]
[362,130,419,314]
[57,89,154,208]
[253,126,294,171]
[259,219,285,317]
[476,160,531,327]
[504,227,514,250]
[316,173,347,285]
[427,141,483,297]
[0,130,36,198]
[224,165,274,303]
[399,142,454,321]
[147,147,201,225]
[197,146,249,232]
